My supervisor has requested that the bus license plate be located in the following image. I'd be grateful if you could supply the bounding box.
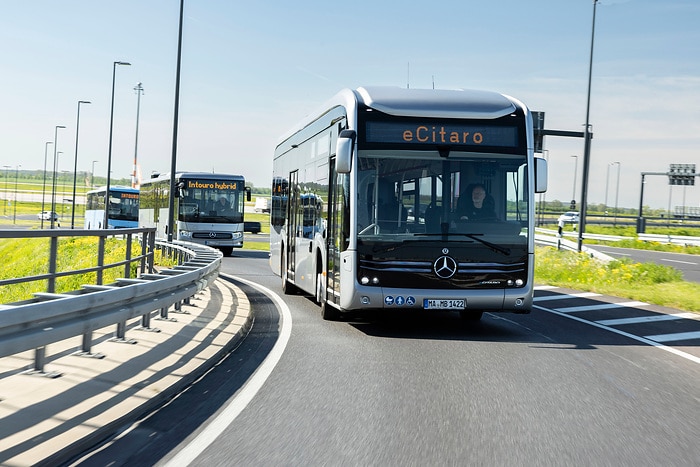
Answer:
[423,299,465,310]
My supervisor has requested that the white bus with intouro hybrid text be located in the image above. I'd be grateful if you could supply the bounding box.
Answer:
[139,172,251,256]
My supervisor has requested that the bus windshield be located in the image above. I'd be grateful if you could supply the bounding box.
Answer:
[178,180,245,224]
[356,150,528,245]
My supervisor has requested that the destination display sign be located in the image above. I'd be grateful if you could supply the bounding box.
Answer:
[186,180,238,190]
[365,121,519,148]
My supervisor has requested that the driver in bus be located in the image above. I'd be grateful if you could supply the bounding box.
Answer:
[215,196,230,215]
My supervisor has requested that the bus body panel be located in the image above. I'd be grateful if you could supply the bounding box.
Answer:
[271,86,544,318]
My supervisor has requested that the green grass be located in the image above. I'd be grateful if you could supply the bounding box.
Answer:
[535,246,700,312]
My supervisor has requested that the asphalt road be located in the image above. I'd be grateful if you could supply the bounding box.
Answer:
[73,250,700,466]
[596,245,700,283]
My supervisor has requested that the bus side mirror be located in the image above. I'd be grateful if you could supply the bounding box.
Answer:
[246,186,252,202]
[535,157,548,193]
[175,181,185,198]
[336,130,355,174]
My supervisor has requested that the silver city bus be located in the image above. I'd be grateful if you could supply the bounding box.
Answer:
[270,86,548,320]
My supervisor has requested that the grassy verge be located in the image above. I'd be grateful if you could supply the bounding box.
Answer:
[535,246,700,312]
[0,237,171,303]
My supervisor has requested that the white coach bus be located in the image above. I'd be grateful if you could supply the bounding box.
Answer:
[270,86,547,320]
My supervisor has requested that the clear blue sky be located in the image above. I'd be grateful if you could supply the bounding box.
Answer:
[1,0,698,210]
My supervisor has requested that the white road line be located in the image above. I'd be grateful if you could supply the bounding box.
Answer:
[534,304,700,365]
[600,250,631,256]
[533,292,601,302]
[534,285,557,290]
[661,258,697,265]
[165,275,293,467]
[644,331,700,343]
[596,313,698,326]
[555,301,649,313]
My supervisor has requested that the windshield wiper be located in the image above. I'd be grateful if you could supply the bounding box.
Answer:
[462,233,511,255]
[414,232,510,255]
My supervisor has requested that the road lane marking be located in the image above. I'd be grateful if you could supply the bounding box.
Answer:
[534,304,700,365]
[165,275,293,467]
[661,258,697,265]
[534,292,601,301]
[597,312,698,326]
[554,301,649,313]
[643,331,700,343]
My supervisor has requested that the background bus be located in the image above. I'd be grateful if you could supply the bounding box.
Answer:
[139,172,251,256]
[85,185,139,229]
[271,86,548,320]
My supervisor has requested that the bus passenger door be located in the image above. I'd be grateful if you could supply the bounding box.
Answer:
[286,171,299,283]
[326,158,343,308]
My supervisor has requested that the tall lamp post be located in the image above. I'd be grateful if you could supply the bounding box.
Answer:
[40,142,53,228]
[2,165,9,216]
[72,100,91,229]
[132,82,144,188]
[570,155,578,207]
[604,161,613,214]
[13,164,21,224]
[51,126,66,229]
[105,60,131,229]
[613,161,621,226]
[91,160,98,188]
[52,151,63,228]
[577,0,599,251]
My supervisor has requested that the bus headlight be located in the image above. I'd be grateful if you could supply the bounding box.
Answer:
[180,230,191,238]
[233,231,243,240]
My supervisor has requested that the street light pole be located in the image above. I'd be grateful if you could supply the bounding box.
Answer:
[51,126,66,229]
[571,155,578,205]
[105,60,131,229]
[91,160,98,188]
[613,161,621,226]
[132,82,144,189]
[577,0,599,252]
[13,165,20,224]
[72,100,91,229]
[2,165,9,216]
[604,162,612,214]
[40,142,53,228]
[52,151,63,228]
[167,0,185,242]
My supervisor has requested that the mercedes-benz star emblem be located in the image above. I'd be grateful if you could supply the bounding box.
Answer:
[433,255,457,279]
[209,232,217,238]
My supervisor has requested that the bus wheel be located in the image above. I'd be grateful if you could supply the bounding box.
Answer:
[460,310,483,321]
[281,254,297,295]
[318,273,339,320]
[220,247,233,256]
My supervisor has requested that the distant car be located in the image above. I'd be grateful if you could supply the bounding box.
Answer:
[558,211,579,223]
[244,221,261,234]
[37,211,58,221]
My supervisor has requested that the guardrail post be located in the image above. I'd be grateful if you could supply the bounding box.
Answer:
[48,236,58,293]
[74,331,105,359]
[97,235,106,285]
[111,321,137,344]
[125,233,133,279]
[22,346,61,378]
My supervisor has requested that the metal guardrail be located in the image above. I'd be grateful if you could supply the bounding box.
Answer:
[0,228,222,374]
[535,228,700,263]
[535,228,700,247]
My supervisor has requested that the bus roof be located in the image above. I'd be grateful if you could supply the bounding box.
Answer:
[277,86,525,147]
